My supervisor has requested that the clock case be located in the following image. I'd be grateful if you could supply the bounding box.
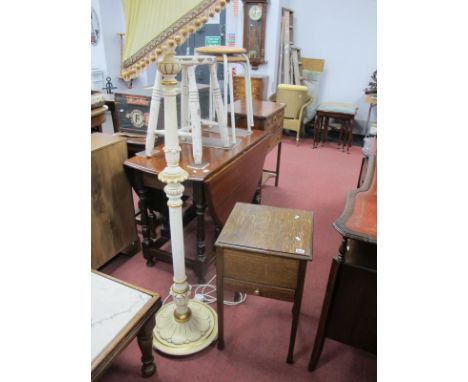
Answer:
[242,0,268,69]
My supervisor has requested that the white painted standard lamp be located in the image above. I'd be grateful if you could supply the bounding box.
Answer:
[121,0,231,355]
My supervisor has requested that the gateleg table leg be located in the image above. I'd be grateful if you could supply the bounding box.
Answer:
[216,247,225,350]
[193,182,207,283]
[125,167,155,267]
[275,141,282,187]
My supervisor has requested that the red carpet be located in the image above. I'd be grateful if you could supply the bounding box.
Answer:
[100,136,377,381]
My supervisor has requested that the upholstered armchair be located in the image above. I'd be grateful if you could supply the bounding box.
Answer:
[270,84,313,143]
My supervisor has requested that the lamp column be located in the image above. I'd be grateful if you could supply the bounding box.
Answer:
[153,47,218,356]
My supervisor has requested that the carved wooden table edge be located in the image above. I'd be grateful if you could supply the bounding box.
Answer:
[91,270,162,381]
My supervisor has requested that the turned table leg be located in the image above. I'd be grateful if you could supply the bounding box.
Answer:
[137,314,157,378]
[216,247,225,350]
[193,182,207,284]
[125,168,155,267]
[275,141,282,187]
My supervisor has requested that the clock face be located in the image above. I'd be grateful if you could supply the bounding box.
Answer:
[249,5,262,21]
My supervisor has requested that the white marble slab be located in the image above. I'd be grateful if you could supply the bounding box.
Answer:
[91,273,152,361]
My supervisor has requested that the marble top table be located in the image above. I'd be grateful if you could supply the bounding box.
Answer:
[91,270,161,380]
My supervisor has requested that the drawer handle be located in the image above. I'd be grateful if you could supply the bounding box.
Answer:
[254,288,260,296]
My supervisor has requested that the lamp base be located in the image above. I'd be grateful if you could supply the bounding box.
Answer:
[153,300,218,356]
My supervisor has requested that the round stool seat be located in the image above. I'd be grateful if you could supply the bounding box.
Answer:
[195,46,247,55]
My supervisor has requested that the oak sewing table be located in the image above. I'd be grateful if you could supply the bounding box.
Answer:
[229,100,286,186]
[91,270,161,380]
[308,142,376,370]
[215,203,313,364]
[124,130,270,283]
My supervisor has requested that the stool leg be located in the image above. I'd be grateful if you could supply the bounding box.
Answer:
[145,70,162,157]
[313,115,321,148]
[242,54,254,131]
[228,63,237,144]
[181,65,190,130]
[337,124,344,149]
[187,66,203,164]
[209,70,214,122]
[223,54,228,122]
[322,117,330,147]
[209,63,230,147]
[342,122,347,152]
[347,118,354,153]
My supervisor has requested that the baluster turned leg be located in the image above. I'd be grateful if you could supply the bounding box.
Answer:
[126,167,155,267]
[209,62,230,147]
[137,314,157,378]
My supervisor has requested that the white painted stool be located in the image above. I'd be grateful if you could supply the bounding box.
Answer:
[195,46,254,144]
[145,55,230,168]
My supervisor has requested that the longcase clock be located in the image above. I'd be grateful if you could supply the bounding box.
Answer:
[242,0,268,69]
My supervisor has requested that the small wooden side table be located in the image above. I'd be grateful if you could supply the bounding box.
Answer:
[229,100,286,186]
[313,102,358,153]
[91,270,162,380]
[215,203,313,363]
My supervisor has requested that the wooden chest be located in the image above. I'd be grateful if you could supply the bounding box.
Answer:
[91,134,138,268]
[114,84,210,135]
[233,75,268,101]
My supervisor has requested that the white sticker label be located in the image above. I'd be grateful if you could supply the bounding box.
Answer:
[295,248,305,255]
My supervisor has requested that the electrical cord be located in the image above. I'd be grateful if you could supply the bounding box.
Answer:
[162,274,247,306]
